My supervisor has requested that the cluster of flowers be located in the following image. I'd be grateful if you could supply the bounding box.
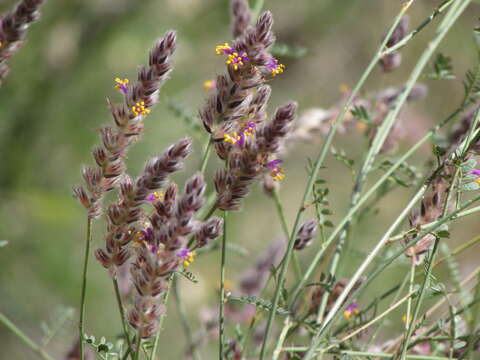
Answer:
[199,4,296,211]
[74,31,225,342]
[127,170,223,338]
[73,30,176,219]
[0,0,45,83]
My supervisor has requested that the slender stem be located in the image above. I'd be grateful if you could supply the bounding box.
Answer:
[199,138,212,174]
[464,272,480,359]
[272,317,292,360]
[122,346,133,360]
[151,276,174,359]
[290,84,462,307]
[327,195,480,356]
[219,211,228,360]
[134,334,142,360]
[173,275,201,360]
[386,262,480,353]
[365,273,410,349]
[323,290,417,353]
[381,0,455,56]
[272,189,302,280]
[301,4,473,354]
[79,216,93,360]
[434,234,480,267]
[405,260,416,331]
[113,278,133,358]
[257,5,414,358]
[388,205,480,242]
[304,186,427,359]
[282,348,453,360]
[0,312,55,360]
[399,240,441,359]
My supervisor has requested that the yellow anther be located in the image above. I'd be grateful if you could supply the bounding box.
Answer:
[271,63,285,77]
[215,43,232,55]
[223,132,240,145]
[132,101,151,116]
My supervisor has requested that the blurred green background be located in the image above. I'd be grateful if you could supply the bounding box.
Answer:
[1,0,480,358]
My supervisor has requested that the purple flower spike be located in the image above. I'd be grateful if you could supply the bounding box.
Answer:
[469,169,480,176]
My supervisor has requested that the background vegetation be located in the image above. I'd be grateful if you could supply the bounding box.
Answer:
[1,0,480,358]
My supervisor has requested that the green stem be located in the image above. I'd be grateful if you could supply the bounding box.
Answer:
[289,10,467,308]
[199,138,212,174]
[405,260,416,331]
[113,278,133,359]
[381,0,455,56]
[304,186,427,359]
[173,275,201,360]
[388,205,480,242]
[313,194,480,357]
[0,312,55,360]
[151,275,174,359]
[282,348,454,360]
[257,5,414,358]
[79,216,93,360]
[464,272,480,359]
[272,189,302,281]
[134,334,142,360]
[399,240,441,360]
[219,211,228,360]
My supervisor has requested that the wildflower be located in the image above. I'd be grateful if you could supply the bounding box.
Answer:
[215,42,234,55]
[237,122,256,146]
[343,302,360,321]
[177,248,196,267]
[146,191,163,202]
[226,51,249,70]
[114,77,129,94]
[224,132,241,145]
[132,101,151,116]
[469,169,480,184]
[266,57,285,76]
[267,159,285,181]
[242,121,256,136]
[203,79,216,92]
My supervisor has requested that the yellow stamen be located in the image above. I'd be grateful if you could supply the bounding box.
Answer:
[223,132,240,145]
[114,77,129,91]
[215,43,232,55]
[132,101,151,116]
[271,63,285,77]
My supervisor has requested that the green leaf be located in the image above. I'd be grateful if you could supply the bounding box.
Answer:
[426,53,455,80]
[176,270,199,283]
[228,295,290,315]
[461,182,480,191]
[321,209,333,215]
[461,158,477,173]
[97,344,109,353]
[435,230,450,238]
[323,220,334,228]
